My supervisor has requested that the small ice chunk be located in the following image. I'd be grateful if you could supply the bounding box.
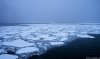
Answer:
[80,32,87,34]
[0,54,18,59]
[25,36,40,40]
[50,42,64,45]
[54,32,68,37]
[60,37,68,41]
[0,49,7,54]
[32,37,40,40]
[68,30,76,35]
[68,30,76,33]
[3,35,12,39]
[44,37,57,40]
[16,47,39,54]
[3,39,34,47]
[77,35,95,38]
[38,35,49,38]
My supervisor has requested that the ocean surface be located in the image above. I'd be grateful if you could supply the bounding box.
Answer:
[0,23,100,59]
[29,34,100,59]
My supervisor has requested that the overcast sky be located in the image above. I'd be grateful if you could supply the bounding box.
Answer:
[0,0,100,23]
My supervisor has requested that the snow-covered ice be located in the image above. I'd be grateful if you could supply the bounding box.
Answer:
[43,36,57,41]
[50,42,64,46]
[0,49,7,54]
[77,35,95,38]
[0,54,18,59]
[53,32,69,37]
[60,37,69,41]
[16,47,39,54]
[3,39,34,47]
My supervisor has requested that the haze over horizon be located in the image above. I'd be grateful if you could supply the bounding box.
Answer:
[0,0,100,23]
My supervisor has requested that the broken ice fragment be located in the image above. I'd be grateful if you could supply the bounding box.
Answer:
[16,47,39,54]
[3,39,34,47]
[0,54,18,59]
[60,37,69,41]
[38,35,49,38]
[43,37,57,41]
[54,32,68,37]
[77,35,95,38]
[0,49,7,54]
[50,42,64,46]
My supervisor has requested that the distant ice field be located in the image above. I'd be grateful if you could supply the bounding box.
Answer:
[0,23,100,59]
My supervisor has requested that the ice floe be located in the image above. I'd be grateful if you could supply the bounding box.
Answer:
[50,42,64,46]
[3,39,34,47]
[0,54,18,59]
[77,35,95,38]
[54,32,69,37]
[16,47,39,54]
[0,49,7,54]
[43,36,57,41]
[60,37,69,41]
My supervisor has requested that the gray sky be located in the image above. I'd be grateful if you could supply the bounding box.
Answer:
[0,0,100,23]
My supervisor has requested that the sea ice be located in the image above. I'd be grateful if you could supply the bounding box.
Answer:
[38,35,49,38]
[77,35,95,38]
[0,24,100,59]
[0,49,7,54]
[60,37,69,41]
[50,42,64,46]
[3,39,34,47]
[54,32,69,37]
[16,47,39,54]
[0,54,18,59]
[43,36,57,41]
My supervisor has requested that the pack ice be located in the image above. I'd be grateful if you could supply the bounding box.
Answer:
[0,24,100,59]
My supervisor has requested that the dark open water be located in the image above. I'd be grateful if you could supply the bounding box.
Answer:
[29,34,100,59]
